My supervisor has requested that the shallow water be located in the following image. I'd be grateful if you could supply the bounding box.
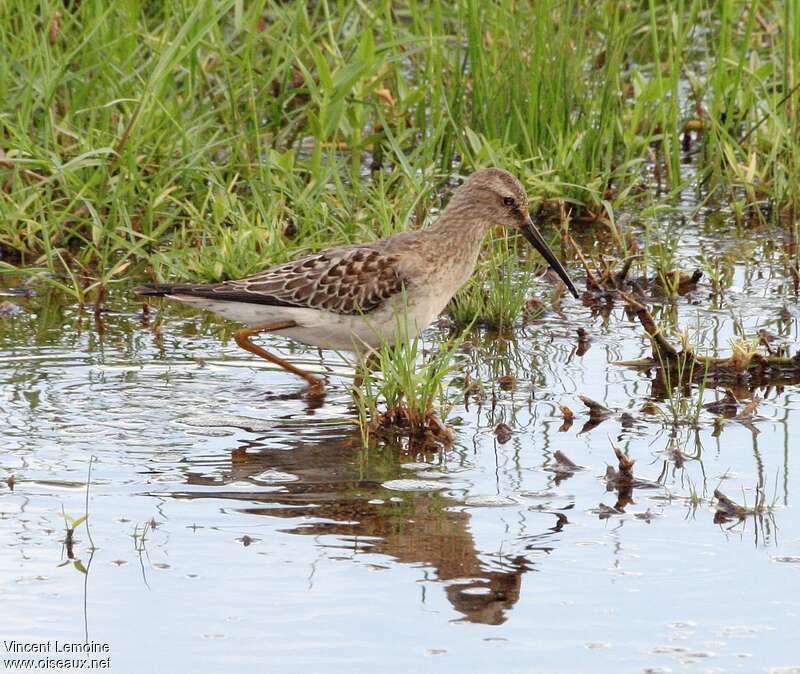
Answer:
[2,219,800,673]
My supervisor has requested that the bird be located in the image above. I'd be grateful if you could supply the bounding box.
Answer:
[135,168,578,397]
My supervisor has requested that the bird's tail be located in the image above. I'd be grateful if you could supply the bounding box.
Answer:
[133,283,193,297]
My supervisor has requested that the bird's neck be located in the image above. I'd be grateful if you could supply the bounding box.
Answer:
[428,201,492,251]
[421,202,492,286]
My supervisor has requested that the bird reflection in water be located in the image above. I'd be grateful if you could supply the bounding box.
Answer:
[171,423,566,625]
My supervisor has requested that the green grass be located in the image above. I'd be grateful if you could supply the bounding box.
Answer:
[0,0,797,299]
[652,345,709,428]
[448,231,538,332]
[354,305,465,447]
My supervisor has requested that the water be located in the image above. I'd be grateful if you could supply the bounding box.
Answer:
[2,219,800,673]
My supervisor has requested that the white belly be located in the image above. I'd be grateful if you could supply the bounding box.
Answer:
[169,290,447,352]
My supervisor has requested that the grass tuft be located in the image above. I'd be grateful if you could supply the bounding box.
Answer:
[354,307,465,449]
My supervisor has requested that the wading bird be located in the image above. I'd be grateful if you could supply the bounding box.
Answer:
[136,168,578,396]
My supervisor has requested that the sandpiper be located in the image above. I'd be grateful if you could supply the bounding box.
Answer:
[136,168,578,395]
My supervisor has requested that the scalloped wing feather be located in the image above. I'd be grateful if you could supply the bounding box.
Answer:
[203,247,407,315]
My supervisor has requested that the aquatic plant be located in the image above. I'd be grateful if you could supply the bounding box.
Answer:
[448,232,537,332]
[353,307,465,449]
[621,294,800,388]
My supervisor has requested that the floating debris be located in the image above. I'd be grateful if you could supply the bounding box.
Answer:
[605,444,635,488]
[640,402,659,416]
[550,450,583,473]
[600,444,662,516]
[619,293,800,388]
[497,374,516,391]
[578,395,613,433]
[713,489,749,522]
[558,404,574,432]
[731,396,763,434]
[545,451,586,484]
[494,422,513,443]
[634,508,661,522]
[579,395,612,419]
[668,444,687,468]
[735,396,761,420]
[593,503,624,519]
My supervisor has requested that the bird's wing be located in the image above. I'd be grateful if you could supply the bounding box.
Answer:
[161,247,408,315]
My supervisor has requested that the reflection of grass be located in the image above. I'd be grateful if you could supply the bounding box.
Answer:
[59,456,95,574]
[372,491,451,522]
[687,477,704,508]
[737,477,780,516]
[60,506,87,561]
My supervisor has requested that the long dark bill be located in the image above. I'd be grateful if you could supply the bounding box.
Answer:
[521,217,579,298]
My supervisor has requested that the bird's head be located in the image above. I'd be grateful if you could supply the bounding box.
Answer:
[456,168,579,298]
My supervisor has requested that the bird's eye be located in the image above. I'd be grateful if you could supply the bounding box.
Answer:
[503,196,515,207]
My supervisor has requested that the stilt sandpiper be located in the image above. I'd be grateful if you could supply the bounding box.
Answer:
[136,168,578,396]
